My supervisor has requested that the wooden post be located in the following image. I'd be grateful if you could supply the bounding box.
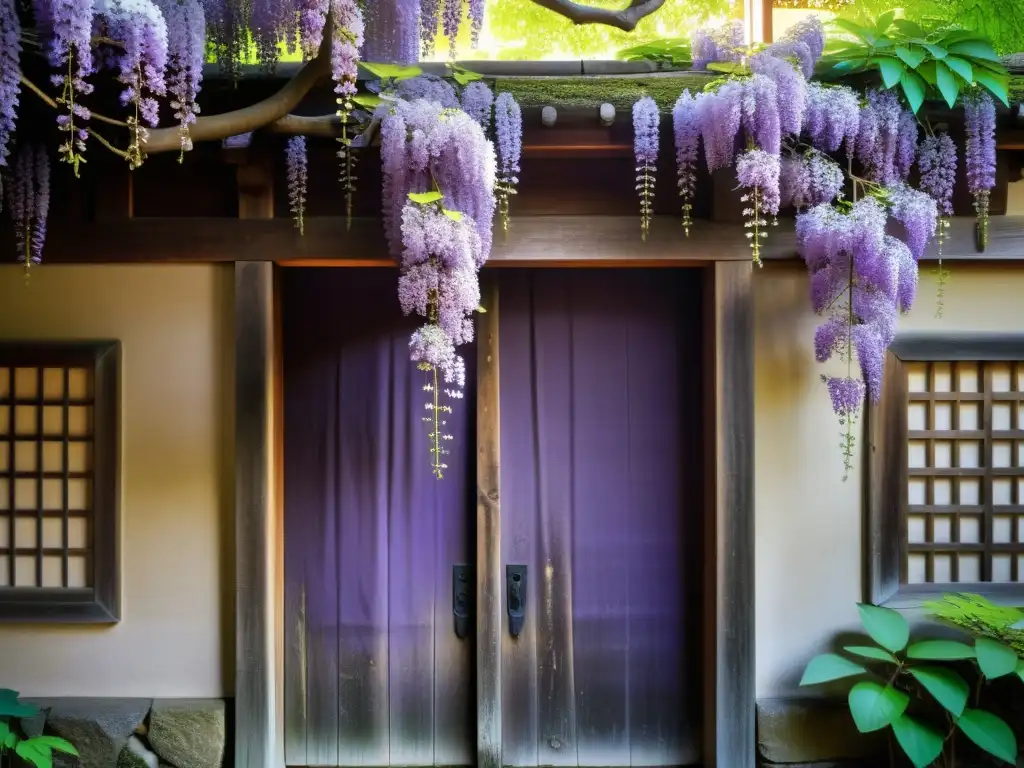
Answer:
[232,138,283,768]
[476,274,503,768]
[703,261,756,768]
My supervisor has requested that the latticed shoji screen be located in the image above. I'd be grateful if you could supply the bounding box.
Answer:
[904,360,1024,585]
[0,364,96,588]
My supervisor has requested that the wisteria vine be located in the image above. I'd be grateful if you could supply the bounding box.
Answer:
[5,143,50,276]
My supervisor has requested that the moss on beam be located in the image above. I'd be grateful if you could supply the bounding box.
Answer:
[495,73,1024,111]
[492,74,715,111]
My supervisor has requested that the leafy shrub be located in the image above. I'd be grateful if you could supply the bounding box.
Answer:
[0,690,78,768]
[801,602,1021,767]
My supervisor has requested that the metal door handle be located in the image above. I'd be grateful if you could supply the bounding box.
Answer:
[453,565,472,639]
[506,564,527,637]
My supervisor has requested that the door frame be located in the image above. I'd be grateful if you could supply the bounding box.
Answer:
[233,260,755,768]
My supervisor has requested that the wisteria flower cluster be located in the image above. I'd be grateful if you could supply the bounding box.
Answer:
[5,143,50,272]
[286,136,307,235]
[333,0,363,226]
[917,131,957,313]
[671,89,699,235]
[632,96,659,240]
[0,0,21,168]
[965,91,997,248]
[381,95,497,477]
[494,91,522,234]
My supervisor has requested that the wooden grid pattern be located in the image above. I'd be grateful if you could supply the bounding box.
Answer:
[0,366,94,588]
[903,360,1024,586]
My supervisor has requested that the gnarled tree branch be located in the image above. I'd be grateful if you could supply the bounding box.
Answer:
[141,10,334,154]
[525,0,666,31]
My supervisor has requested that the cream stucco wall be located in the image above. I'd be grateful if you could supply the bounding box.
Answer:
[0,265,234,698]
[755,255,1024,698]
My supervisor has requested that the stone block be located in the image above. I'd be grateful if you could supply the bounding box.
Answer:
[38,698,152,768]
[148,699,226,768]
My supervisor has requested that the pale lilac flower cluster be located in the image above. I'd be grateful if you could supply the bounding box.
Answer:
[380,97,496,264]
[672,89,700,234]
[295,0,329,57]
[768,15,825,78]
[397,75,459,108]
[249,0,291,65]
[6,144,50,265]
[285,136,307,235]
[696,80,742,171]
[857,89,914,185]
[888,182,938,262]
[691,20,744,70]
[633,96,659,239]
[780,151,843,210]
[965,91,996,195]
[156,0,205,154]
[737,148,780,264]
[332,0,363,103]
[443,0,463,54]
[461,81,493,130]
[420,0,440,55]
[0,0,21,167]
[750,52,805,136]
[468,0,483,44]
[741,74,781,155]
[363,0,418,65]
[803,82,860,158]
[105,0,169,129]
[918,133,957,216]
[494,91,522,231]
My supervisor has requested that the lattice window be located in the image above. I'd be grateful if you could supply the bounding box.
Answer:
[867,335,1024,605]
[0,342,120,622]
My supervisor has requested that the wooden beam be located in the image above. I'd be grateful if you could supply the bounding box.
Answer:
[39,215,1024,264]
[476,274,502,768]
[703,261,755,768]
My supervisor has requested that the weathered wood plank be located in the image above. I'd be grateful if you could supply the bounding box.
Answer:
[476,274,502,768]
[704,261,755,768]
[39,215,1024,264]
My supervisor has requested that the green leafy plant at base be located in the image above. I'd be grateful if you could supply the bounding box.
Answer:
[817,13,1010,113]
[0,689,78,768]
[928,593,1024,657]
[801,602,1022,767]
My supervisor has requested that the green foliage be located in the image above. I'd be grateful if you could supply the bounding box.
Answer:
[927,593,1024,657]
[818,15,1010,112]
[0,690,79,768]
[617,39,692,67]
[800,601,1022,767]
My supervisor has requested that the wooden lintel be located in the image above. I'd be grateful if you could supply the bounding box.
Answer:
[38,214,1024,264]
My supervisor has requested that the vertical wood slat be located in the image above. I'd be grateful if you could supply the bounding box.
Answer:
[702,261,755,768]
[477,274,503,768]
[235,153,281,768]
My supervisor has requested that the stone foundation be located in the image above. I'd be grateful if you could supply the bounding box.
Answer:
[14,698,230,768]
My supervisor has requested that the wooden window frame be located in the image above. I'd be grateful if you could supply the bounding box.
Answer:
[0,340,120,623]
[866,332,1024,607]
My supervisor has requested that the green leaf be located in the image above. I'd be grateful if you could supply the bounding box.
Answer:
[975,637,1019,679]
[0,690,40,719]
[832,18,877,44]
[891,714,945,768]
[857,604,910,653]
[706,62,747,74]
[957,708,1017,763]
[916,60,937,86]
[800,653,868,685]
[844,645,898,663]
[352,94,382,109]
[894,46,926,69]
[947,40,1002,63]
[475,305,487,314]
[900,70,927,113]
[441,208,463,222]
[830,58,871,75]
[974,69,1011,108]
[15,739,52,768]
[408,191,443,205]
[922,43,947,60]
[906,640,976,660]
[875,10,896,35]
[891,19,927,38]
[1017,657,1024,683]
[0,720,18,750]
[876,56,906,88]
[848,681,909,733]
[934,60,961,108]
[27,737,78,756]
[908,665,970,716]
[360,61,423,81]
[943,56,974,83]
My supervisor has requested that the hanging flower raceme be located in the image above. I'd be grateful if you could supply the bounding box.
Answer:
[918,131,958,311]
[965,90,996,249]
[672,89,700,236]
[332,0,363,227]
[6,144,51,272]
[750,52,805,138]
[803,82,860,159]
[156,0,204,158]
[696,80,742,172]
[494,91,522,235]
[104,0,169,168]
[0,0,20,167]
[397,74,459,107]
[420,0,441,56]
[779,150,844,211]
[381,96,496,476]
[888,182,938,263]
[767,15,825,78]
[286,136,308,235]
[632,96,659,241]
[35,0,96,175]
[363,0,419,65]
[737,148,780,266]
[691,20,745,70]
[857,89,916,185]
[461,81,494,131]
[443,0,464,55]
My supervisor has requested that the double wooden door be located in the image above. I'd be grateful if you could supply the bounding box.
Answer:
[281,268,702,768]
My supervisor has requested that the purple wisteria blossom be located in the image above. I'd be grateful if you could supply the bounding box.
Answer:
[918,133,957,216]
[691,20,744,70]
[156,0,204,154]
[494,91,522,231]
[737,148,780,265]
[804,82,860,158]
[965,91,996,195]
[780,151,843,210]
[105,0,169,137]
[0,0,20,167]
[285,136,307,235]
[397,74,459,108]
[696,80,742,171]
[750,52,806,137]
[672,89,701,234]
[362,0,418,64]
[332,0,363,103]
[888,182,938,262]
[461,81,494,130]
[6,144,50,265]
[633,96,660,239]
[420,0,440,55]
[741,73,781,155]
